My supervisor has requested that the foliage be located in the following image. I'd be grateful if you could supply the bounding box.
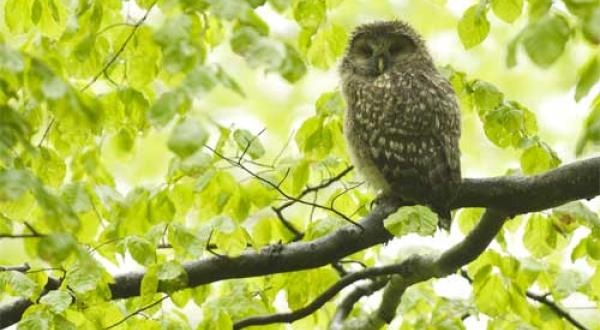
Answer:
[0,0,599,329]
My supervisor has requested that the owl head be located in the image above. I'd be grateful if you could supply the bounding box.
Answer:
[341,21,433,78]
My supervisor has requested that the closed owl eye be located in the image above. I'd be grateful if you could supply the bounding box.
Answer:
[389,35,415,55]
[389,42,403,55]
[356,44,373,58]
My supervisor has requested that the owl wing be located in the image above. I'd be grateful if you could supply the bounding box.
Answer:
[368,72,461,225]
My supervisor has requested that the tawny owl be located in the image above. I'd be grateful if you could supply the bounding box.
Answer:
[340,21,461,230]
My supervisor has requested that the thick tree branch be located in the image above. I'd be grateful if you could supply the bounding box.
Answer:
[372,209,509,327]
[332,278,388,324]
[1,157,599,328]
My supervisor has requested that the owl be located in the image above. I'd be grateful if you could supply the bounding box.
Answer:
[340,21,461,230]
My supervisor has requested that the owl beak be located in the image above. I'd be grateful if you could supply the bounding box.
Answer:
[377,57,385,74]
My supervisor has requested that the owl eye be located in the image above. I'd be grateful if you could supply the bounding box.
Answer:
[389,42,404,55]
[356,44,373,57]
[389,36,415,56]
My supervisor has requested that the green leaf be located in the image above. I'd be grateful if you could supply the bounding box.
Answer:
[269,0,292,11]
[167,118,209,158]
[127,236,156,266]
[61,183,93,213]
[0,271,39,299]
[148,190,176,224]
[181,66,219,97]
[38,233,77,264]
[141,266,159,305]
[457,208,484,234]
[293,0,326,31]
[231,27,285,69]
[575,55,600,102]
[157,261,188,293]
[168,223,204,258]
[458,5,491,49]
[553,201,600,230]
[315,91,345,116]
[520,142,561,175]
[295,115,333,158]
[473,273,510,316]
[527,0,552,19]
[471,80,504,114]
[33,147,66,187]
[307,24,348,69]
[31,0,42,25]
[482,103,537,148]
[522,14,571,68]
[491,0,523,23]
[506,33,521,68]
[4,0,29,33]
[215,65,245,96]
[172,151,213,178]
[583,7,600,44]
[0,45,24,72]
[383,206,438,237]
[148,91,189,127]
[576,93,600,155]
[523,214,557,258]
[233,129,266,160]
[0,213,12,234]
[40,290,73,314]
[291,159,311,194]
[279,44,307,83]
[590,266,600,301]
[0,170,32,201]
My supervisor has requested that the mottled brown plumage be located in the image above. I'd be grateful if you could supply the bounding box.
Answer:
[340,21,461,229]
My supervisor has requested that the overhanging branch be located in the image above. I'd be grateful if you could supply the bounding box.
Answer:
[1,157,599,328]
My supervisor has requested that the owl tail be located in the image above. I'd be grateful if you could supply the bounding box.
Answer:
[432,206,452,231]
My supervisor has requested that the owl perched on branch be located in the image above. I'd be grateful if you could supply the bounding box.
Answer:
[340,21,461,230]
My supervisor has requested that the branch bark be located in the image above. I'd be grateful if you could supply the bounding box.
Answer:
[1,157,599,328]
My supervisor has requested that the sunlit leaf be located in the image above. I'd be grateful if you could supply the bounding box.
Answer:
[575,54,600,102]
[168,118,209,158]
[40,290,73,314]
[233,129,265,160]
[491,0,523,23]
[522,14,571,68]
[383,206,438,237]
[523,214,557,258]
[458,5,491,49]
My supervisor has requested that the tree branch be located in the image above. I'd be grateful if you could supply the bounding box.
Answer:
[1,157,599,328]
[525,292,589,330]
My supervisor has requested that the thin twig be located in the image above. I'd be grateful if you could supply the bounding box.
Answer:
[37,118,55,147]
[525,292,589,330]
[330,182,363,210]
[80,0,157,92]
[271,207,304,241]
[103,295,168,329]
[232,259,427,329]
[274,166,354,213]
[459,270,588,330]
[276,168,291,189]
[271,129,295,167]
[238,128,266,164]
[204,144,361,228]
[0,234,43,239]
[96,22,136,35]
